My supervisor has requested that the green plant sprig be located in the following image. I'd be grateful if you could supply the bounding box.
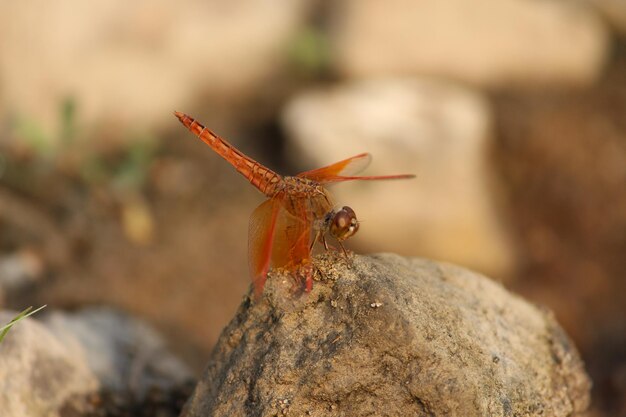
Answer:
[0,305,47,343]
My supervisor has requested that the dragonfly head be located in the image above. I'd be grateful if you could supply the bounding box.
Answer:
[329,206,359,241]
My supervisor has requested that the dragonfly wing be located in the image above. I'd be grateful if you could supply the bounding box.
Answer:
[248,194,314,296]
[269,198,311,268]
[297,153,372,183]
[278,197,314,291]
[248,196,282,297]
[315,173,416,183]
[297,152,415,183]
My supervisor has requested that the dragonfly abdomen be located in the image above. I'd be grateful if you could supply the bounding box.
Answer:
[175,111,283,196]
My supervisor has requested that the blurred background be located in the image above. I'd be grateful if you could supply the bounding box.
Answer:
[0,0,624,415]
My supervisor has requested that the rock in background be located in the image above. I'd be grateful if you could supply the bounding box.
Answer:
[0,311,98,417]
[0,0,313,146]
[283,78,514,278]
[0,307,192,417]
[587,0,626,35]
[330,0,610,87]
[182,253,591,417]
[43,307,192,397]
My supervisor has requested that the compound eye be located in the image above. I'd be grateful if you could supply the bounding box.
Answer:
[330,206,359,241]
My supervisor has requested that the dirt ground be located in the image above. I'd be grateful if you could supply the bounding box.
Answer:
[493,45,626,416]
[1,45,625,417]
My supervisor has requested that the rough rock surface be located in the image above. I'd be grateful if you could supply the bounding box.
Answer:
[181,253,590,417]
[0,311,99,417]
[331,0,609,87]
[282,78,514,278]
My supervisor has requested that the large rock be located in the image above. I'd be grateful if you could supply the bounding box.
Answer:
[181,253,591,417]
[282,78,514,278]
[0,0,312,145]
[331,0,609,87]
[0,311,99,417]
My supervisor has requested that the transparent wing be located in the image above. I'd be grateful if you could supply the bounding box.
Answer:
[297,152,414,184]
[315,173,416,183]
[276,196,314,292]
[297,153,372,182]
[248,197,282,297]
[248,194,314,297]
[271,197,312,271]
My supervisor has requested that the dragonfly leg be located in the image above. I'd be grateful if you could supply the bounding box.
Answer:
[336,240,355,268]
[338,240,349,258]
[309,230,321,252]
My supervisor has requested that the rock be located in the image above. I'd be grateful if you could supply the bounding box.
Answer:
[0,307,193,417]
[0,310,99,417]
[282,78,514,278]
[0,0,312,145]
[587,0,626,35]
[330,0,609,87]
[0,249,45,292]
[42,307,193,397]
[181,253,591,417]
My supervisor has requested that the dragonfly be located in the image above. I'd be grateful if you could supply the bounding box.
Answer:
[175,111,414,297]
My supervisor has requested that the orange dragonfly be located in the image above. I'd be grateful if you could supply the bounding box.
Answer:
[175,111,414,297]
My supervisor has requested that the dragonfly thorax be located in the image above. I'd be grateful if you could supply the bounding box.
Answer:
[280,176,325,196]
